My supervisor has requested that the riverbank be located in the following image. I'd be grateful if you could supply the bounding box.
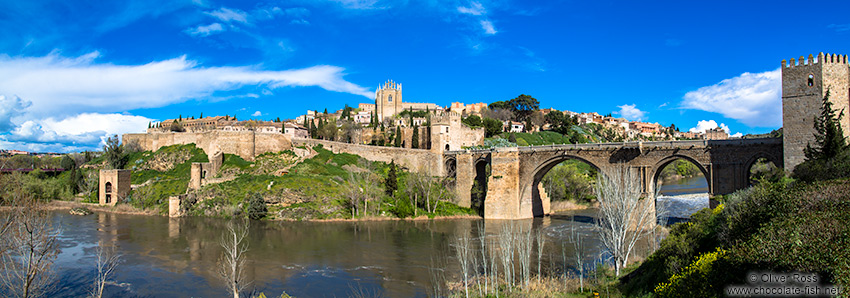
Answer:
[40,199,481,222]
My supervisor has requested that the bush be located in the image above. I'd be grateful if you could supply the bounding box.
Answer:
[654,248,728,297]
[246,193,267,220]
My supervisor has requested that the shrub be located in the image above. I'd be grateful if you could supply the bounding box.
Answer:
[655,248,727,297]
[246,193,267,220]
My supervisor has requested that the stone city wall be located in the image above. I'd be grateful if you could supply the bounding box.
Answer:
[292,138,444,176]
[123,131,292,161]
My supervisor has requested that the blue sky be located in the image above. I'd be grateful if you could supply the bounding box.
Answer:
[1,0,849,152]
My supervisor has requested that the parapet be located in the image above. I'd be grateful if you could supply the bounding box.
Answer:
[783,52,849,68]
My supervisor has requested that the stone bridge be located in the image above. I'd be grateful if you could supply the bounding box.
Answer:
[444,138,783,219]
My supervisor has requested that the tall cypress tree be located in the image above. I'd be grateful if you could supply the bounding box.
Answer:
[385,161,397,196]
[804,89,849,161]
[394,126,402,147]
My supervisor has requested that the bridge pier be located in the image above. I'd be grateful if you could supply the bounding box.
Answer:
[484,148,524,219]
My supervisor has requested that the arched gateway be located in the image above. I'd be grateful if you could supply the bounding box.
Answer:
[445,138,783,219]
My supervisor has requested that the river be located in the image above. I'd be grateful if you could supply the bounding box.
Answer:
[40,176,707,297]
[47,212,604,297]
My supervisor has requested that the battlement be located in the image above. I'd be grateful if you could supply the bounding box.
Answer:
[782,52,849,68]
[377,80,401,91]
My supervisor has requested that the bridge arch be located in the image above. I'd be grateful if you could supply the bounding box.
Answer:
[742,150,782,185]
[649,154,710,195]
[523,154,602,217]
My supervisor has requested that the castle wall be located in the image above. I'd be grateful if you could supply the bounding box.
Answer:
[123,131,292,161]
[292,138,444,176]
[430,113,486,152]
[782,53,850,170]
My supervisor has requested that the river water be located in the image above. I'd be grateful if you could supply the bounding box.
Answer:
[48,212,604,297]
[42,176,707,297]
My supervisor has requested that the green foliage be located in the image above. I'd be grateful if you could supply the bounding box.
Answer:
[60,155,75,170]
[103,134,128,170]
[490,94,540,122]
[625,177,850,296]
[659,159,701,179]
[0,172,72,202]
[541,160,596,203]
[398,109,428,118]
[385,161,398,196]
[795,90,850,182]
[246,192,268,220]
[498,131,572,146]
[654,248,728,297]
[461,115,483,128]
[482,117,503,137]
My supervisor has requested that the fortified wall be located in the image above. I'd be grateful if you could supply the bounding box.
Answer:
[291,138,445,176]
[782,52,850,170]
[123,130,292,161]
[430,112,486,152]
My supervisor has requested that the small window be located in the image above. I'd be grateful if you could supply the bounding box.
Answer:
[105,195,111,204]
[808,74,814,87]
[105,182,112,193]
[388,95,393,102]
[445,144,450,151]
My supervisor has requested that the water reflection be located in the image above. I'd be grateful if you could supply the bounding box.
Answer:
[49,212,610,297]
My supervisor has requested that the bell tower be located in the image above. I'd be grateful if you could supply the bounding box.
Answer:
[781,52,850,170]
[375,80,402,120]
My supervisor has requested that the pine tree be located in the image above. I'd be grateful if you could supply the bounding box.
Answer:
[310,120,317,138]
[324,108,328,115]
[200,112,203,118]
[411,125,419,149]
[385,161,398,196]
[394,126,402,147]
[179,114,182,121]
[804,90,849,161]
[148,121,151,129]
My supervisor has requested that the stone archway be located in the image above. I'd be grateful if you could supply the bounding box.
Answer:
[524,155,603,217]
[742,151,783,185]
[649,154,711,196]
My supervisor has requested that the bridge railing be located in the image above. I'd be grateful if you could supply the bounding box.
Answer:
[449,137,781,155]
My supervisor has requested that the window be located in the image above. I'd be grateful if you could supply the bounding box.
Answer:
[808,74,814,87]
[105,182,112,193]
[388,95,393,102]
[105,195,111,204]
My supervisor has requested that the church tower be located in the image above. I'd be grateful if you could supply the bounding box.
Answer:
[781,52,850,170]
[375,80,402,120]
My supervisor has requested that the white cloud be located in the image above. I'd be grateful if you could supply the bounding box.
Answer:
[205,7,249,24]
[480,20,497,35]
[0,53,373,152]
[458,2,486,15]
[185,23,224,37]
[681,68,781,127]
[330,0,384,10]
[688,119,741,137]
[615,104,645,121]
[251,111,262,117]
[0,52,372,119]
[5,113,152,151]
[0,95,30,131]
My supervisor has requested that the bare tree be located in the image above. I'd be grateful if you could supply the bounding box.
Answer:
[344,171,380,218]
[594,165,655,276]
[90,241,121,298]
[0,197,60,298]
[218,220,250,298]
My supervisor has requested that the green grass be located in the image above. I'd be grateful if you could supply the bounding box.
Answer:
[497,131,573,146]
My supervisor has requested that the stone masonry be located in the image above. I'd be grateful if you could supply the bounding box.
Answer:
[782,52,850,170]
[448,138,783,219]
[99,169,131,206]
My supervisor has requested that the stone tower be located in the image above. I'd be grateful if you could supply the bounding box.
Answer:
[99,169,131,206]
[375,80,402,120]
[781,52,850,170]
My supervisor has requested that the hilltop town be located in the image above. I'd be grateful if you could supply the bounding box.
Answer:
[142,79,731,156]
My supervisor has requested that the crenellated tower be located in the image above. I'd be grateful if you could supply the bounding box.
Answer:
[782,52,850,170]
[375,80,402,120]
